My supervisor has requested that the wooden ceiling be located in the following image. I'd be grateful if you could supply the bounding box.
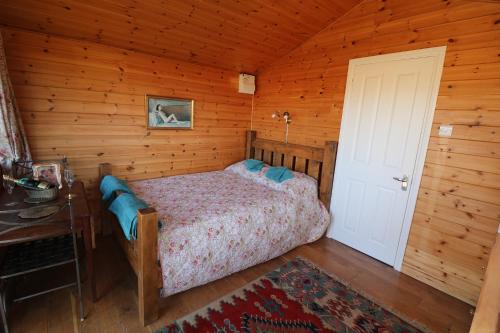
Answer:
[0,0,361,73]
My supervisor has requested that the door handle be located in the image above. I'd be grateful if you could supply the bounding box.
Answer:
[392,175,409,191]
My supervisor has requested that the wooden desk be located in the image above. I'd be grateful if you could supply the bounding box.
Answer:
[0,181,97,302]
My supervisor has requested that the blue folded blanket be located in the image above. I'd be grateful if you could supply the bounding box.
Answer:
[100,175,133,202]
[108,193,148,240]
[265,166,294,183]
[244,159,264,172]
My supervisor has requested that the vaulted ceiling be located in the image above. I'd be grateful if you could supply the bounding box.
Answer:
[0,0,361,73]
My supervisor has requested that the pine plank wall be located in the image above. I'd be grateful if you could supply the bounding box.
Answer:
[1,0,499,307]
[1,27,252,207]
[251,0,499,305]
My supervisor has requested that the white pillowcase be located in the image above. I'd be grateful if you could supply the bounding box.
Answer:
[224,161,320,204]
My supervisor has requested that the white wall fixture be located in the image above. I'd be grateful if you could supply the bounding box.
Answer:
[272,111,292,144]
[238,74,256,94]
[438,124,453,137]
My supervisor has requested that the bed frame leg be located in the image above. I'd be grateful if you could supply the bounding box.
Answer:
[137,208,159,326]
[98,163,113,235]
[246,130,257,159]
[319,141,338,207]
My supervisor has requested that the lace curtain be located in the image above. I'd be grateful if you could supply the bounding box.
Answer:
[0,32,31,171]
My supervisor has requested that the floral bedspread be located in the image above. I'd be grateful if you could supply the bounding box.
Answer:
[129,162,330,297]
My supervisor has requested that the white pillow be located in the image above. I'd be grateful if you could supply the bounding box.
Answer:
[225,160,320,203]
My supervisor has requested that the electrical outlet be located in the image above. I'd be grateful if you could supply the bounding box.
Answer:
[438,124,453,137]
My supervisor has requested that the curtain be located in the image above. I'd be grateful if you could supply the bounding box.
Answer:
[0,31,31,170]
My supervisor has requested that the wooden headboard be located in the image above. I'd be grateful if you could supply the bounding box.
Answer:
[245,130,338,207]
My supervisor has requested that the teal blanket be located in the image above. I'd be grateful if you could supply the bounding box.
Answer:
[265,166,294,183]
[244,159,264,172]
[108,193,148,240]
[100,175,133,202]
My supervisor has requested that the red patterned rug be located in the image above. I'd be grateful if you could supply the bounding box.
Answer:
[157,258,427,333]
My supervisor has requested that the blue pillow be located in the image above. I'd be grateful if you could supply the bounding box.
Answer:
[100,175,133,202]
[108,193,148,240]
[244,159,264,173]
[265,166,294,183]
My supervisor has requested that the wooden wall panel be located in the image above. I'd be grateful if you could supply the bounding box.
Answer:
[0,0,361,73]
[2,27,252,217]
[252,0,500,305]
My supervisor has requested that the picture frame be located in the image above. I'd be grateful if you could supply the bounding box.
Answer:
[145,95,194,129]
[32,162,63,189]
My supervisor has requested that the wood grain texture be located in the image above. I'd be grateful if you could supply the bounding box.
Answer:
[99,163,161,325]
[137,208,159,326]
[247,130,338,206]
[470,234,500,333]
[1,27,253,219]
[0,0,361,73]
[251,0,500,305]
[5,236,474,333]
[99,130,337,325]
[319,141,338,206]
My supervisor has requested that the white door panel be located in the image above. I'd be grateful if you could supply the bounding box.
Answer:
[328,49,445,266]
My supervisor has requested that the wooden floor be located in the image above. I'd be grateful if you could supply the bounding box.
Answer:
[7,236,474,333]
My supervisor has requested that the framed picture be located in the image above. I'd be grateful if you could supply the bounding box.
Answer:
[146,95,194,129]
[32,162,63,189]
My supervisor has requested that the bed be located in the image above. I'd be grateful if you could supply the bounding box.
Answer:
[99,130,338,325]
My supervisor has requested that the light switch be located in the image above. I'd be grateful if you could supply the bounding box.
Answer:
[438,124,453,137]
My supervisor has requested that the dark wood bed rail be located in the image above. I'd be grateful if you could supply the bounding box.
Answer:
[98,130,338,326]
[246,130,338,206]
[98,163,159,326]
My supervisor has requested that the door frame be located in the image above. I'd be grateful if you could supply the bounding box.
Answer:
[329,46,447,271]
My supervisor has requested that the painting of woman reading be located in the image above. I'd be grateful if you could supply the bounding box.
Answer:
[146,95,194,129]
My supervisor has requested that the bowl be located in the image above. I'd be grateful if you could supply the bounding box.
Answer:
[24,187,58,202]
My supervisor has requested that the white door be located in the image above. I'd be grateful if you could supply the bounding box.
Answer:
[327,47,445,267]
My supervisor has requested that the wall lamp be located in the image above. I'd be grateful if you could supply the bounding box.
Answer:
[272,111,291,144]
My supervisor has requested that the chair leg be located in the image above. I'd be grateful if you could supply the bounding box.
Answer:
[0,289,9,333]
[69,199,85,322]
[72,233,85,322]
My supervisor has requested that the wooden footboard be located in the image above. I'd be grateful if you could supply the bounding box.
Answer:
[99,163,159,326]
